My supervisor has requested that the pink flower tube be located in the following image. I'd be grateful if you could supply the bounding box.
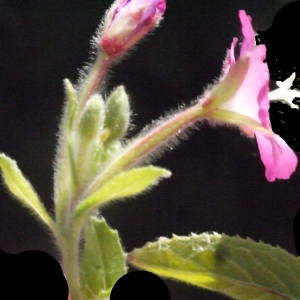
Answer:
[100,0,166,57]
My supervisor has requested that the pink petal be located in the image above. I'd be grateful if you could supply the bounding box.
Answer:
[255,131,297,181]
[220,45,268,123]
[239,10,255,56]
[158,0,166,14]
[101,0,166,57]
[212,9,298,181]
[257,69,270,129]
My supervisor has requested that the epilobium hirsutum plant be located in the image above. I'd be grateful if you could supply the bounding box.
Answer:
[1,1,300,300]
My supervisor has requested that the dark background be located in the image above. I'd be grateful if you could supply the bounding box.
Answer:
[0,0,298,299]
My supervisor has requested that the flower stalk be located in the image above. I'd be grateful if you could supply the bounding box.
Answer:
[77,53,113,118]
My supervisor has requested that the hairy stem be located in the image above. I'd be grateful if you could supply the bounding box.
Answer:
[61,224,84,300]
[85,103,204,196]
[77,52,113,115]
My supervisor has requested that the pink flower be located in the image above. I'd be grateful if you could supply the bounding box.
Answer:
[202,10,297,181]
[100,0,166,57]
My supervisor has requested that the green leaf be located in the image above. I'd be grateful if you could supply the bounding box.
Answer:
[74,166,171,222]
[0,154,56,232]
[80,216,127,299]
[128,232,300,300]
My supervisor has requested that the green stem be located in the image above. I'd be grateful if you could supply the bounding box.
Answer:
[85,103,204,196]
[61,224,84,300]
[77,52,113,117]
[66,104,206,297]
[55,52,114,300]
[54,136,78,235]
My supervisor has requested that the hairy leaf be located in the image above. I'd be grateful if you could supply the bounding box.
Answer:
[128,232,300,300]
[0,154,55,232]
[80,217,126,299]
[74,166,171,222]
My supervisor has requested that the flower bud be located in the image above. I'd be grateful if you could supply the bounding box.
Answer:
[78,94,104,142]
[104,86,130,143]
[100,0,166,57]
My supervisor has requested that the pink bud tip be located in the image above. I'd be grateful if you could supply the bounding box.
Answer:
[100,0,166,57]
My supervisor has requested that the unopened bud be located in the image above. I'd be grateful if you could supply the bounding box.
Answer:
[104,86,130,143]
[100,0,166,57]
[78,94,104,142]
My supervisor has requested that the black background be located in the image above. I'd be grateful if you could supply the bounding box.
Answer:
[0,1,299,299]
